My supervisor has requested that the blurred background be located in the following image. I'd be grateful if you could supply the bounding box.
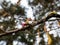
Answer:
[0,0,60,45]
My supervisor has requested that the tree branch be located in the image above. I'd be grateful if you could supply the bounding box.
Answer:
[0,13,60,36]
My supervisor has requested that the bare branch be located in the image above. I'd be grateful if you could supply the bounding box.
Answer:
[0,13,60,36]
